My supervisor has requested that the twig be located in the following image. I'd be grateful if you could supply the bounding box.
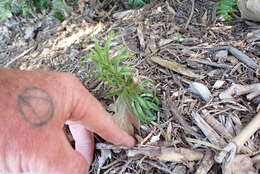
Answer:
[143,160,173,174]
[173,45,260,70]
[96,143,132,150]
[119,159,133,174]
[185,0,195,29]
[191,59,233,69]
[96,143,204,162]
[4,44,38,67]
[226,46,260,70]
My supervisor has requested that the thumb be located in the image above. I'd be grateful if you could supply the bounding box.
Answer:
[67,121,94,162]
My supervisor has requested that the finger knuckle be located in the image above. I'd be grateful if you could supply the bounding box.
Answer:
[60,73,81,85]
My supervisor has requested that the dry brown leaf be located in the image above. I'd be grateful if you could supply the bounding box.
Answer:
[151,56,204,79]
[112,98,140,136]
[223,155,257,174]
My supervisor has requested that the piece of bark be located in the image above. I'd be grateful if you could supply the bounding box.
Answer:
[192,112,227,148]
[202,112,252,153]
[151,56,204,79]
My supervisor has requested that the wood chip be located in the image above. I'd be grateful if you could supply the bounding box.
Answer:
[151,56,205,79]
[195,150,214,174]
[192,112,227,148]
[137,24,145,50]
[112,10,135,19]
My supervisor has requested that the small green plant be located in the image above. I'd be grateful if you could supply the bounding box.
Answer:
[0,0,12,19]
[86,32,160,124]
[53,10,65,22]
[128,0,154,7]
[217,0,238,21]
[0,0,71,21]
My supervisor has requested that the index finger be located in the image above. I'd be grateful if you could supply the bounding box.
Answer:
[68,83,135,147]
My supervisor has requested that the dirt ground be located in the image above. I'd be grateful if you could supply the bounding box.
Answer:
[0,0,259,173]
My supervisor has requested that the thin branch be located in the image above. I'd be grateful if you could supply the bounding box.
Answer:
[185,0,195,29]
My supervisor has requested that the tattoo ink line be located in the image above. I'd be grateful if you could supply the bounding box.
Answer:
[17,87,55,126]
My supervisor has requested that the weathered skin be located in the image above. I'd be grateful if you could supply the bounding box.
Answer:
[0,68,135,174]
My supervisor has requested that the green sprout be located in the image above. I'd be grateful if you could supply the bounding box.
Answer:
[128,0,154,7]
[86,32,160,123]
[217,0,238,21]
[0,0,12,20]
[0,0,69,20]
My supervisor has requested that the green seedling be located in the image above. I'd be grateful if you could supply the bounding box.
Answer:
[128,0,154,7]
[86,32,160,127]
[52,10,65,22]
[0,0,69,20]
[0,0,12,20]
[217,0,238,21]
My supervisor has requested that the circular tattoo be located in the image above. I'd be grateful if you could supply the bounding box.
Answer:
[17,87,55,126]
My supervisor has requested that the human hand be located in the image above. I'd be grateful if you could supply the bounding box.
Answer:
[0,68,135,174]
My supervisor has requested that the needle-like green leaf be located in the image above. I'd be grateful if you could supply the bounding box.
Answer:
[85,32,160,123]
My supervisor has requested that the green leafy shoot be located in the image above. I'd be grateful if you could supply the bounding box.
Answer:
[0,0,12,20]
[53,10,65,22]
[86,32,160,123]
[128,0,154,7]
[217,0,238,21]
[0,0,69,20]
